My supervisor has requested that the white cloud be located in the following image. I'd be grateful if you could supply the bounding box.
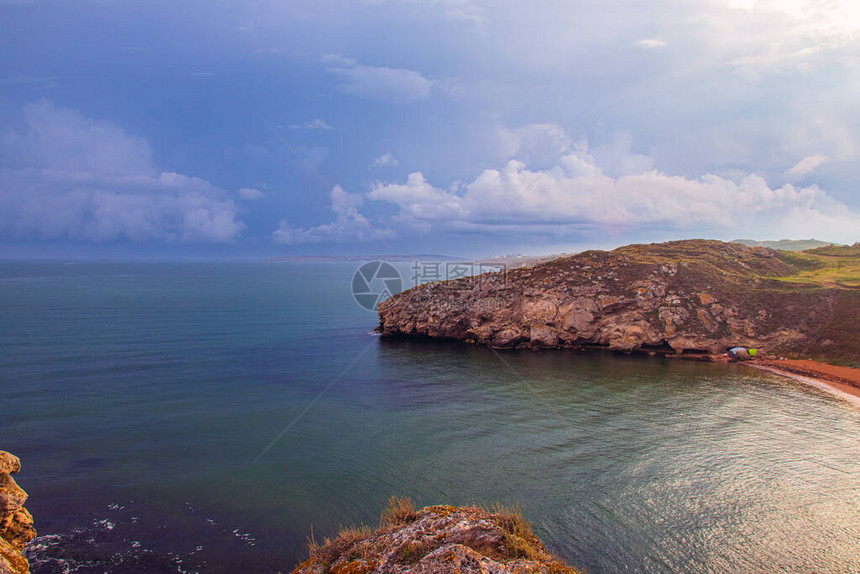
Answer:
[321,54,357,67]
[411,0,485,26]
[290,119,333,130]
[590,132,654,177]
[328,60,433,104]
[0,100,244,243]
[496,123,573,165]
[3,99,154,175]
[711,0,860,78]
[784,154,829,180]
[436,0,485,27]
[272,185,393,244]
[721,0,860,35]
[370,153,399,168]
[634,38,668,49]
[363,0,485,27]
[238,187,265,200]
[365,143,860,244]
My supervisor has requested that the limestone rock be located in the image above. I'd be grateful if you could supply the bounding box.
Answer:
[0,452,34,574]
[378,240,860,362]
[528,324,558,348]
[491,329,522,349]
[0,477,25,513]
[0,455,19,477]
[0,536,29,574]
[0,509,35,551]
[292,500,577,574]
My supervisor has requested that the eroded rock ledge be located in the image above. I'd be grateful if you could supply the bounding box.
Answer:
[292,498,577,574]
[0,452,36,574]
[378,240,859,361]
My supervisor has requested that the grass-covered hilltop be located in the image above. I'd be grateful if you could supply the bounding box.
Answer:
[378,240,859,364]
[731,238,846,252]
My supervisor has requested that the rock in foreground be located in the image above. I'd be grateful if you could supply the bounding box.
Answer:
[378,240,860,362]
[292,497,577,574]
[0,452,35,574]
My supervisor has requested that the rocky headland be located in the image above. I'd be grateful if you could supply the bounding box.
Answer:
[0,452,35,574]
[292,497,577,574]
[378,240,859,363]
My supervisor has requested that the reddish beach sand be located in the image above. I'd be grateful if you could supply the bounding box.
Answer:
[748,359,860,404]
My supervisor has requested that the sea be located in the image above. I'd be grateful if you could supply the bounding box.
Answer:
[1,261,859,573]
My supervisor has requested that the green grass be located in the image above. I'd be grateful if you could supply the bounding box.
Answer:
[732,239,843,251]
[775,244,860,289]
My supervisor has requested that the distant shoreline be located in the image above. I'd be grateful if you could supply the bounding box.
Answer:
[265,254,468,262]
[744,360,860,408]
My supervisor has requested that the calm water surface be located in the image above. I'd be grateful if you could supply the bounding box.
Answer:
[1,261,858,573]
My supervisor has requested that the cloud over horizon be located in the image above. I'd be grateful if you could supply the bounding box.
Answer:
[272,185,394,244]
[367,159,858,243]
[265,124,858,247]
[1,0,858,255]
[0,100,244,243]
[357,130,860,244]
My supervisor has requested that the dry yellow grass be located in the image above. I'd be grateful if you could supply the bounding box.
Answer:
[481,503,578,573]
[298,498,579,573]
[379,495,416,529]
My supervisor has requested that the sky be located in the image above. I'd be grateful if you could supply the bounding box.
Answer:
[1,0,859,259]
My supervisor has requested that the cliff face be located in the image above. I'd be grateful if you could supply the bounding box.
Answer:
[292,498,577,574]
[0,452,35,574]
[378,240,859,361]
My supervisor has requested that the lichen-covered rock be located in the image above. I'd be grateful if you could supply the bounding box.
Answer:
[0,452,34,574]
[0,536,29,574]
[0,509,35,551]
[0,455,20,477]
[0,476,25,514]
[528,324,558,348]
[292,500,577,574]
[378,240,860,362]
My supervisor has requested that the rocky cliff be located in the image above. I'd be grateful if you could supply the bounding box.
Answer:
[292,497,577,574]
[378,240,859,361]
[0,452,35,574]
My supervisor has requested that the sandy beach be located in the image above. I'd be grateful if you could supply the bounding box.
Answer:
[745,359,860,407]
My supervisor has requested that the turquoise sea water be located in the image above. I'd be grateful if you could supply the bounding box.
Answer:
[1,261,859,573]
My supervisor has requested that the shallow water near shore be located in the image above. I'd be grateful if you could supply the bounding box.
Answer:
[2,261,859,573]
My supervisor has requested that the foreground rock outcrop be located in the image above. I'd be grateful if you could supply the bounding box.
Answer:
[292,497,577,574]
[0,452,35,574]
[379,240,860,362]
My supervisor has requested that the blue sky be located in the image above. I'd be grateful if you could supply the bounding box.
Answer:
[1,0,859,258]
